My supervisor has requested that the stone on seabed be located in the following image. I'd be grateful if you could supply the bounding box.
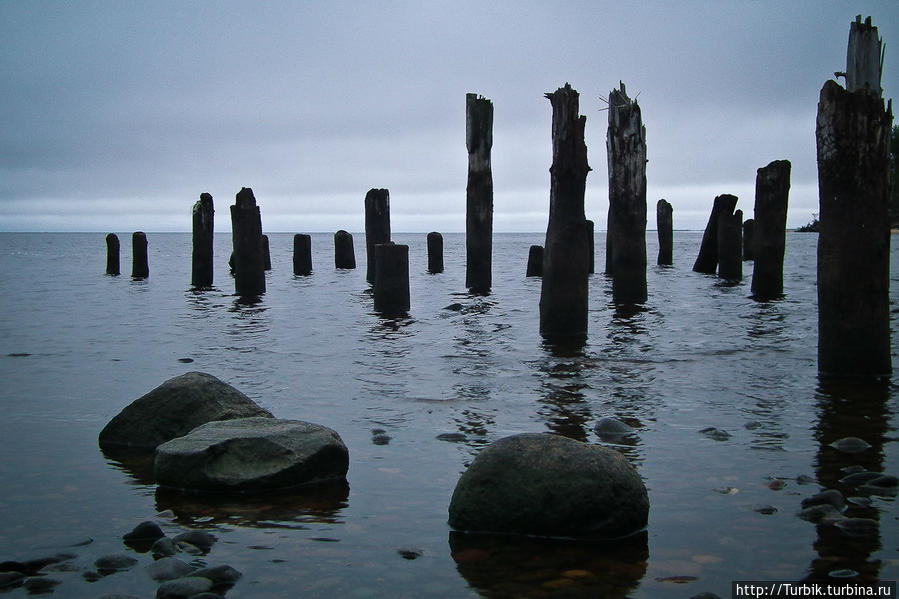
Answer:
[448,433,648,538]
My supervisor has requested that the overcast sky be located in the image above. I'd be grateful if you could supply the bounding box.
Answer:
[1,1,897,233]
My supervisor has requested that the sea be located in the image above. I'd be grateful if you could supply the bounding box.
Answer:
[0,231,896,598]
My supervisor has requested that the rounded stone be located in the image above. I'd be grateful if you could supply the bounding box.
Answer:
[156,576,213,599]
[448,433,648,538]
[155,417,349,493]
[99,372,273,451]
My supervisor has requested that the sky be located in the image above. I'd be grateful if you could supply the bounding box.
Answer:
[1,1,897,233]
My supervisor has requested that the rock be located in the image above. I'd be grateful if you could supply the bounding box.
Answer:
[1,554,74,575]
[828,437,872,454]
[752,505,778,515]
[371,433,391,445]
[436,432,468,443]
[171,531,217,553]
[448,433,648,538]
[191,564,242,585]
[23,577,62,593]
[95,554,138,575]
[443,303,464,312]
[801,489,844,510]
[797,504,842,524]
[151,537,177,558]
[147,557,194,581]
[397,548,423,560]
[834,518,878,536]
[0,571,25,589]
[123,520,165,551]
[156,417,349,493]
[839,471,883,485]
[699,427,731,441]
[99,372,273,451]
[156,576,214,598]
[593,417,635,440]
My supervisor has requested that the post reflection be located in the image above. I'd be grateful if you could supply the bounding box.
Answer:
[804,378,891,582]
[537,340,592,441]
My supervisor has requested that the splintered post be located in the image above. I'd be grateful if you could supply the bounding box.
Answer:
[427,232,444,274]
[817,16,892,377]
[365,189,391,284]
[693,194,738,274]
[293,234,312,276]
[334,230,356,269]
[132,232,149,279]
[466,93,494,294]
[374,243,410,316]
[230,187,266,296]
[539,84,590,342]
[105,233,120,276]
[751,160,791,299]
[191,192,214,287]
[656,199,673,266]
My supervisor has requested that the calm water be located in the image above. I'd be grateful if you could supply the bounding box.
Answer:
[0,231,896,598]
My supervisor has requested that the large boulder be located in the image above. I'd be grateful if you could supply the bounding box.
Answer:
[154,417,349,493]
[448,433,648,538]
[99,372,273,452]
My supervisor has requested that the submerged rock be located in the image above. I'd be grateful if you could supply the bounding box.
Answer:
[94,554,138,575]
[448,433,648,538]
[828,437,872,454]
[99,372,273,452]
[699,427,731,441]
[155,417,349,493]
[593,417,636,440]
[147,557,194,582]
[156,576,214,599]
[801,489,844,510]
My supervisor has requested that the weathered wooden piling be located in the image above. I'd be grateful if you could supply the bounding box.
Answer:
[586,219,595,274]
[606,82,647,304]
[427,232,444,274]
[373,242,410,316]
[742,218,755,261]
[191,193,214,287]
[526,245,543,277]
[364,188,391,284]
[539,84,590,341]
[466,93,494,294]
[334,230,356,269]
[105,233,120,276]
[131,232,149,279]
[262,234,272,271]
[293,234,312,276]
[717,209,743,282]
[751,160,791,299]
[692,194,738,274]
[230,187,266,296]
[817,16,893,377]
[656,199,673,266]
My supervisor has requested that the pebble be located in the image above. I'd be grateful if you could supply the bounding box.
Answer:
[23,576,62,593]
[766,479,786,490]
[95,554,138,574]
[372,433,392,445]
[839,471,883,485]
[151,537,178,558]
[192,565,243,584]
[594,417,636,441]
[443,303,464,311]
[147,557,194,582]
[828,437,872,454]
[172,531,216,553]
[752,505,778,515]
[796,474,816,484]
[801,489,844,510]
[699,427,731,441]
[156,576,214,599]
[123,521,165,543]
[436,432,467,443]
[397,548,423,560]
[797,504,842,524]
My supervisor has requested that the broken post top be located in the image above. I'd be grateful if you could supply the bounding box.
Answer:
[545,83,589,174]
[607,81,643,131]
[364,188,390,214]
[844,15,884,97]
[198,192,213,207]
[466,93,493,154]
[235,187,257,208]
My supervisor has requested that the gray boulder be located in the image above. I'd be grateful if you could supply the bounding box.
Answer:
[99,372,273,451]
[448,433,648,538]
[155,417,349,493]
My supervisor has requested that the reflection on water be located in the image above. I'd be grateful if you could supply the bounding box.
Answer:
[449,530,648,599]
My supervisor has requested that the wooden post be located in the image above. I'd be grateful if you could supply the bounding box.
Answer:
[586,219,595,274]
[606,82,647,304]
[293,234,312,276]
[817,16,893,377]
[105,233,120,276]
[427,231,444,274]
[131,231,149,279]
[373,242,410,316]
[262,234,272,271]
[742,218,755,261]
[334,230,356,269]
[466,93,494,294]
[656,199,673,266]
[191,193,214,287]
[539,84,590,342]
[526,245,543,277]
[230,187,266,296]
[692,194,738,274]
[364,188,390,284]
[717,209,742,282]
[751,160,791,299]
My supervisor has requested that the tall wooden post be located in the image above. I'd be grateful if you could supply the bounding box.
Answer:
[526,245,543,277]
[262,234,272,271]
[364,188,390,284]
[539,84,590,342]
[742,218,755,261]
[293,234,312,276]
[606,82,647,304]
[132,231,149,279]
[693,194,738,274]
[334,230,356,269]
[817,16,893,377]
[717,209,742,282]
[191,192,214,287]
[427,232,444,274]
[586,219,595,274]
[656,199,673,266]
[105,233,120,276]
[751,160,791,300]
[466,93,494,294]
[230,187,266,296]
[374,243,410,316]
